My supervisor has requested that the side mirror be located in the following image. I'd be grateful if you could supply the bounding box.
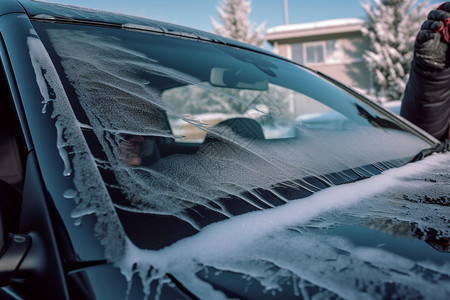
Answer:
[0,180,30,286]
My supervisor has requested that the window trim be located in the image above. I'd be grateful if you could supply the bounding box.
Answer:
[304,41,325,65]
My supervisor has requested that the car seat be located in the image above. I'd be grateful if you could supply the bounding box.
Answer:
[204,117,265,143]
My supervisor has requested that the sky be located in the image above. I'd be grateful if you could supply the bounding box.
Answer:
[42,0,440,33]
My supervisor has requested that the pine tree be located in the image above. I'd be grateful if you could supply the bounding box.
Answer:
[211,0,266,47]
[362,0,430,102]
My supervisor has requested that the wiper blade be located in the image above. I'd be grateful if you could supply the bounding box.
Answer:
[409,139,449,162]
[167,273,200,300]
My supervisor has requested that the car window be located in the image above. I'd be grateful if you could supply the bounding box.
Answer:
[0,59,24,192]
[31,21,432,253]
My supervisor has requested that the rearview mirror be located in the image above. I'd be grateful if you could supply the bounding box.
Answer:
[210,67,269,90]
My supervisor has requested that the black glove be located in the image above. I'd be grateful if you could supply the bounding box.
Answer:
[415,2,450,70]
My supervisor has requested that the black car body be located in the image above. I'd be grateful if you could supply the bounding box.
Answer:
[0,0,449,299]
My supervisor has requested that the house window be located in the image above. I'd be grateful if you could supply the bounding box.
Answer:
[291,43,303,64]
[291,37,362,66]
[305,43,324,64]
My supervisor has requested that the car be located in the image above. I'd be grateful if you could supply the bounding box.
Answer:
[0,0,449,299]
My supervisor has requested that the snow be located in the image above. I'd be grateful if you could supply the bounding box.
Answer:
[122,23,163,34]
[212,0,266,47]
[27,34,127,260]
[361,0,429,101]
[29,0,227,44]
[117,152,450,299]
[32,23,449,299]
[266,18,365,35]
[33,14,57,20]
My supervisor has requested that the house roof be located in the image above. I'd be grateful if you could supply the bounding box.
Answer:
[266,18,366,42]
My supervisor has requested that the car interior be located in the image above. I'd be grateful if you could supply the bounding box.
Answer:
[0,61,24,239]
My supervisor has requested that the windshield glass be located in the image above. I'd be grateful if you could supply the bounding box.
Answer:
[32,22,431,253]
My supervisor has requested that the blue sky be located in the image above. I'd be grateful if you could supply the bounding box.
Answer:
[44,0,440,32]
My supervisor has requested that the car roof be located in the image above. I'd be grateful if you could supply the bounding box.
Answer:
[9,0,277,58]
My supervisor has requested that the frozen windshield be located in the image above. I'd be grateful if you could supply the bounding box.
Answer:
[32,22,431,252]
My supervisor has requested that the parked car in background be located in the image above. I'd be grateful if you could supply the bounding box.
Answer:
[0,0,448,299]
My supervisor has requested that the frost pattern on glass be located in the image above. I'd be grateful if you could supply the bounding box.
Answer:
[44,29,429,222]
[38,26,449,299]
[114,153,449,299]
[27,35,126,259]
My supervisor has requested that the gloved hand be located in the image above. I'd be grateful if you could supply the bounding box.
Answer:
[415,2,450,70]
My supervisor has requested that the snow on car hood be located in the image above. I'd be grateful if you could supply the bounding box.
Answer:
[115,152,449,299]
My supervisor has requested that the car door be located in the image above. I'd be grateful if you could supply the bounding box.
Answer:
[0,14,70,298]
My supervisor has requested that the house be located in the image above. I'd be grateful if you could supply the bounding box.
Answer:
[265,18,373,94]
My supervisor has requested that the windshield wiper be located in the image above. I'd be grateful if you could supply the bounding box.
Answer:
[409,139,449,162]
[166,273,200,300]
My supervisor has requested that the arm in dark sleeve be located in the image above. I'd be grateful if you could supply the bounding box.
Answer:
[401,61,450,140]
[401,3,450,140]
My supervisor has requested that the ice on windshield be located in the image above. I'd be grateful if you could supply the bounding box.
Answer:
[27,34,126,259]
[30,24,448,299]
[41,28,428,227]
[116,152,450,299]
